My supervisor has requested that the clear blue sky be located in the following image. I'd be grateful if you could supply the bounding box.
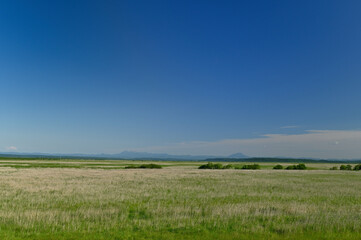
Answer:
[1,0,361,158]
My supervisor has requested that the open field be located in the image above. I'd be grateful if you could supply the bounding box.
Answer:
[0,159,360,239]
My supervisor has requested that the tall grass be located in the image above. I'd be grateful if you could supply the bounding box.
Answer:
[0,161,360,239]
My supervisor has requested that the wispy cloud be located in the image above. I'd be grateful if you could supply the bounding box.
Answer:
[136,130,361,159]
[6,146,17,151]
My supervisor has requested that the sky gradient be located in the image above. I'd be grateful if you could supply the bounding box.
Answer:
[1,0,361,158]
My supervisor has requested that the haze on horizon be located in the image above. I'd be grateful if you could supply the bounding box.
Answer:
[1,0,361,159]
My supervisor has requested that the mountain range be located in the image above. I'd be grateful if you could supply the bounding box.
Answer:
[0,151,249,160]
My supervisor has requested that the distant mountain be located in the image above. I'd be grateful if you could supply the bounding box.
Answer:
[89,151,220,160]
[0,151,248,161]
[228,152,248,158]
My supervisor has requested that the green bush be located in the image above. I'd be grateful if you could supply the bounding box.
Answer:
[297,163,307,170]
[241,164,260,170]
[353,164,361,171]
[330,166,338,170]
[340,165,352,170]
[222,164,234,169]
[139,164,162,169]
[214,163,224,169]
[273,164,284,169]
[125,164,162,169]
[285,164,307,170]
[199,162,224,169]
[199,163,213,169]
[200,163,261,170]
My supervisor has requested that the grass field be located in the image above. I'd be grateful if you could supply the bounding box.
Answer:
[0,159,360,239]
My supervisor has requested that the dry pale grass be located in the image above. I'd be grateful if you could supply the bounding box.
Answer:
[0,164,360,239]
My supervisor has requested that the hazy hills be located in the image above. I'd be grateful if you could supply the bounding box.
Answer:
[1,151,359,163]
[0,151,249,160]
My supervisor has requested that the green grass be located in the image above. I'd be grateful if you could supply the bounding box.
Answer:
[0,159,360,239]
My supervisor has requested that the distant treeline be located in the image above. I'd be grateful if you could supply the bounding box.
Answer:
[1,154,361,163]
[0,155,102,160]
[204,157,361,164]
[0,154,177,161]
[0,155,199,161]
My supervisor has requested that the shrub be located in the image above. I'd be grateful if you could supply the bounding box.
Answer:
[285,164,307,170]
[139,164,162,169]
[273,164,284,169]
[199,163,263,170]
[213,163,223,169]
[199,162,213,169]
[222,164,234,169]
[125,164,162,169]
[125,165,137,169]
[297,163,307,170]
[241,164,260,170]
[199,162,223,169]
[353,164,361,171]
[340,165,352,170]
[330,166,338,170]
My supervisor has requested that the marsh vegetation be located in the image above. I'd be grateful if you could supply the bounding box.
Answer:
[0,159,360,239]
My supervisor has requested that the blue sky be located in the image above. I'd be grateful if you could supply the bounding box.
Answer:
[1,0,361,158]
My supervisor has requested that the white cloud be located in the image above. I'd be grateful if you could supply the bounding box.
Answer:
[136,130,361,159]
[6,146,17,151]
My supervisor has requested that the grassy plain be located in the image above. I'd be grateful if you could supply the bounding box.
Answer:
[0,159,360,239]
